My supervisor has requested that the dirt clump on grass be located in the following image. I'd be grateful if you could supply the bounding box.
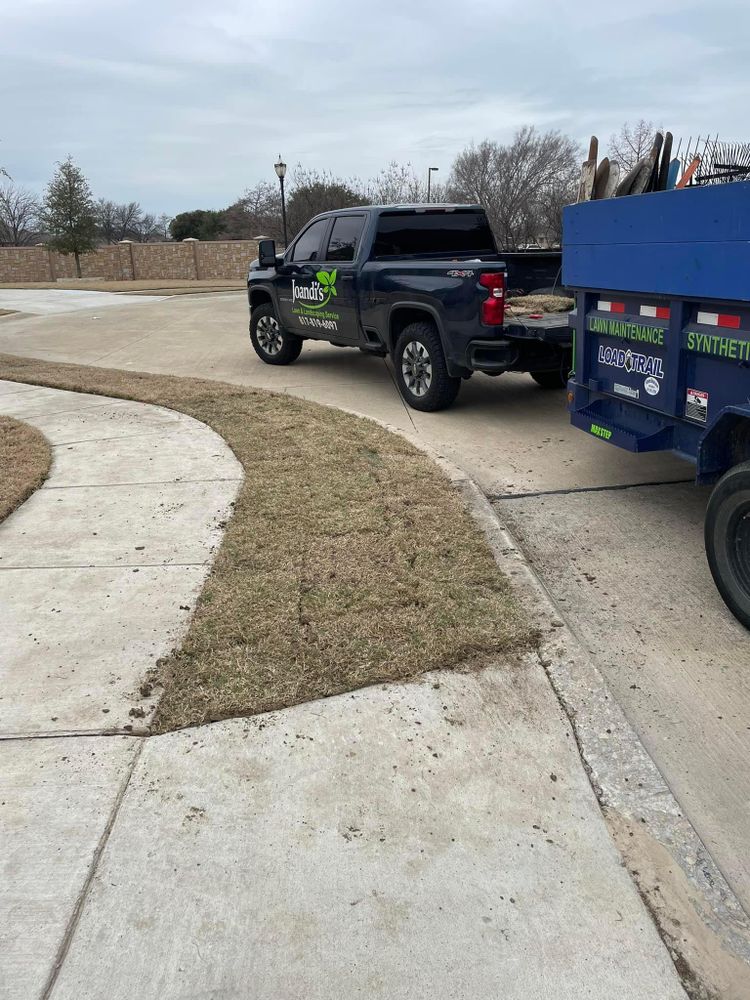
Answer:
[0,354,536,731]
[0,415,51,522]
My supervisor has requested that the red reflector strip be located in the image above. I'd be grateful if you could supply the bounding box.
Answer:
[598,300,625,313]
[640,305,670,320]
[697,311,741,329]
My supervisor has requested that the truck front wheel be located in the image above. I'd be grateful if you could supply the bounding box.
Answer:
[250,304,303,366]
[394,322,460,412]
[705,460,750,629]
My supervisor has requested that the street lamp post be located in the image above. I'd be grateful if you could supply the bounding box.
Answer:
[427,166,439,203]
[274,155,288,247]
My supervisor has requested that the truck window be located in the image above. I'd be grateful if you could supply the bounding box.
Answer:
[290,218,329,262]
[372,210,496,259]
[325,215,365,262]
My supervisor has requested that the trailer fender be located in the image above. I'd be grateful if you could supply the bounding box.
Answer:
[697,406,750,484]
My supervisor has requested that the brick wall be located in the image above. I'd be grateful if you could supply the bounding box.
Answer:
[0,240,260,283]
[0,247,53,282]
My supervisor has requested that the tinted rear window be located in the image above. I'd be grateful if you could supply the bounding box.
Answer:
[371,210,495,259]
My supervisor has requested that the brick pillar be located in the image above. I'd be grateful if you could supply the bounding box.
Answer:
[183,238,200,279]
[46,246,56,281]
[118,240,135,280]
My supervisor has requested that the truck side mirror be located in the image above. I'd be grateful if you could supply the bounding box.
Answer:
[258,239,278,268]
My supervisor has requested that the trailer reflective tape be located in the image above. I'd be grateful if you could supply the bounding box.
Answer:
[597,300,625,313]
[696,311,741,329]
[640,305,670,320]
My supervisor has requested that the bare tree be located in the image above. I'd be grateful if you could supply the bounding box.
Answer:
[221,181,282,240]
[285,167,365,236]
[0,183,40,246]
[129,212,161,243]
[448,127,581,248]
[96,199,154,243]
[365,161,446,204]
[607,120,657,172]
[154,213,173,240]
[95,199,119,243]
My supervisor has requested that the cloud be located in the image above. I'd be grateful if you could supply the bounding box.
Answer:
[1,0,748,215]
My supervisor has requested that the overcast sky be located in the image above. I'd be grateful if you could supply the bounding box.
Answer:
[2,0,749,215]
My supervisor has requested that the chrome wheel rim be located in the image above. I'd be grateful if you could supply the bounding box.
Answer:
[256,315,283,356]
[401,341,432,397]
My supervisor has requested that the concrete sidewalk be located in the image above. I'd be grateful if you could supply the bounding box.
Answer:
[0,380,687,999]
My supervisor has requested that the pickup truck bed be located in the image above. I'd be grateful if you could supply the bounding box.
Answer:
[247,204,571,410]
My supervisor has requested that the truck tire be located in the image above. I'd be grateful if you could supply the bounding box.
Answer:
[394,322,461,411]
[250,304,303,366]
[705,460,750,629]
[530,369,567,389]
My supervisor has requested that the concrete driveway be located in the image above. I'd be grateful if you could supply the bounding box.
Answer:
[0,288,166,315]
[0,290,748,917]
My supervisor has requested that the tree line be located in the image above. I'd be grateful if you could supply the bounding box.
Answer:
[179,121,654,249]
[1,122,653,270]
[172,128,584,250]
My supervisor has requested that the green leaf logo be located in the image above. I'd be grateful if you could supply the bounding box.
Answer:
[316,269,337,294]
[302,269,338,310]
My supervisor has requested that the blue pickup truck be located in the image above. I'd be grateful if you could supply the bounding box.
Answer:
[565,181,750,628]
[247,204,570,411]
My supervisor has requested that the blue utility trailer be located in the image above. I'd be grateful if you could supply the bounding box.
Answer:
[564,181,750,628]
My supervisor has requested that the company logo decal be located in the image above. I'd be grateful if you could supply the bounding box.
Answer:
[597,345,664,379]
[292,269,337,311]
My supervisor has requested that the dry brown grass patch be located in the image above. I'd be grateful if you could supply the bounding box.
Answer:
[0,415,51,522]
[0,354,536,730]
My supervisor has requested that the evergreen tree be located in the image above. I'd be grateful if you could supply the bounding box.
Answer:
[41,157,97,276]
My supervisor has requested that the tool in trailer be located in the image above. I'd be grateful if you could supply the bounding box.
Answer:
[602,161,621,198]
[676,155,701,188]
[577,135,598,203]
[656,132,673,191]
[592,157,610,199]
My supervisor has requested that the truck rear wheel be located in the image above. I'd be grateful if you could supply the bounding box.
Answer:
[705,460,750,629]
[250,304,303,366]
[394,322,460,412]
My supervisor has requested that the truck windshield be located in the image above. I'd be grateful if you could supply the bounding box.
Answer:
[371,210,496,259]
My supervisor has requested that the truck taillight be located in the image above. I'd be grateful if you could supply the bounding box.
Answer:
[479,272,505,325]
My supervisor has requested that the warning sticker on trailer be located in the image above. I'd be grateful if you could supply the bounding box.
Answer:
[685,388,709,423]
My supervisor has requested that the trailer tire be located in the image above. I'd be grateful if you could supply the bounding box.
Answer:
[530,369,567,389]
[705,460,750,629]
[394,322,461,411]
[250,304,303,366]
